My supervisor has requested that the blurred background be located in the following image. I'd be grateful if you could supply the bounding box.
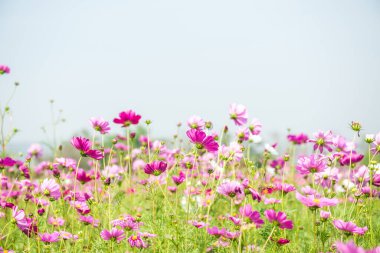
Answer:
[0,0,379,150]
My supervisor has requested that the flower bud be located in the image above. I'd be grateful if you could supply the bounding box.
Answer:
[365,134,375,144]
[38,208,45,216]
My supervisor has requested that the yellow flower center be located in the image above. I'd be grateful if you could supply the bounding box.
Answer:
[313,199,320,204]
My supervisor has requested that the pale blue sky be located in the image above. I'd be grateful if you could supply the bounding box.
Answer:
[1,0,379,146]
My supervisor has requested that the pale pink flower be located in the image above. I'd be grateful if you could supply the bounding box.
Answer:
[229,103,248,126]
[187,115,205,130]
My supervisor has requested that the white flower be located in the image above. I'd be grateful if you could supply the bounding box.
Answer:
[249,134,262,144]
[265,144,278,156]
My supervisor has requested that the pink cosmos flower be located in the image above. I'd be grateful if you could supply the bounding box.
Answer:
[100,228,125,243]
[144,161,167,176]
[27,144,43,159]
[373,173,380,187]
[320,211,330,220]
[180,156,197,170]
[296,154,327,175]
[295,192,338,209]
[0,65,10,75]
[287,133,308,145]
[79,215,99,227]
[90,117,111,134]
[270,158,285,170]
[186,129,219,152]
[314,167,339,188]
[207,226,227,237]
[264,198,281,205]
[352,166,370,186]
[264,209,293,229]
[249,188,262,202]
[248,118,262,135]
[111,215,140,231]
[0,247,14,253]
[55,157,77,169]
[239,204,264,227]
[217,180,244,200]
[19,165,30,179]
[128,235,146,248]
[83,148,104,161]
[48,217,65,227]
[229,103,248,126]
[309,130,334,153]
[187,115,205,130]
[70,201,90,215]
[335,240,380,253]
[275,183,296,194]
[236,127,250,142]
[12,206,28,229]
[220,142,243,162]
[275,238,290,245]
[71,137,104,160]
[59,231,78,241]
[189,220,208,228]
[20,217,38,237]
[338,151,364,166]
[39,231,60,243]
[333,220,368,235]
[113,110,141,127]
[0,200,14,209]
[229,216,242,226]
[224,230,240,239]
[172,171,186,185]
[370,133,380,155]
[40,178,61,200]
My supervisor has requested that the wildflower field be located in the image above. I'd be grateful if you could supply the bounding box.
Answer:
[0,66,379,253]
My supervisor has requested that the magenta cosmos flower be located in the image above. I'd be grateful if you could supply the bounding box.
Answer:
[296,154,327,175]
[71,137,104,160]
[229,103,248,126]
[264,209,293,229]
[128,235,146,249]
[75,168,93,184]
[113,110,141,127]
[239,204,264,228]
[144,160,167,176]
[39,232,60,243]
[0,65,10,75]
[309,130,334,153]
[0,157,16,169]
[90,117,110,134]
[333,220,368,235]
[172,171,186,185]
[295,192,338,209]
[186,129,219,152]
[100,228,125,243]
[287,133,308,145]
